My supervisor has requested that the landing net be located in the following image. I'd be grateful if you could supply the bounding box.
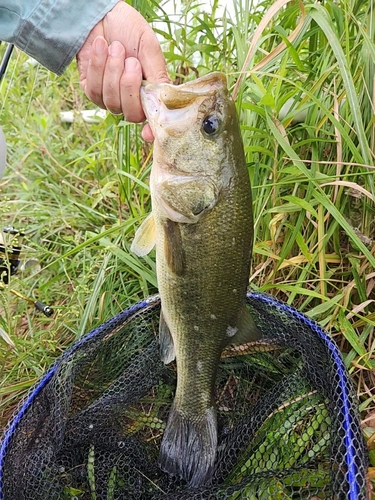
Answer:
[0,292,367,499]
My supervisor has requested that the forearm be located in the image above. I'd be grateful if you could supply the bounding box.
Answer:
[0,0,119,74]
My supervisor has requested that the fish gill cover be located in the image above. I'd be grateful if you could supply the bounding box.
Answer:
[0,292,367,499]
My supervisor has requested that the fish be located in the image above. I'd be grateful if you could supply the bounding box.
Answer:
[131,72,260,488]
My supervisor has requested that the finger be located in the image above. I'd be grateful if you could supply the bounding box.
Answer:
[83,36,108,108]
[137,29,172,85]
[102,41,126,115]
[104,3,171,86]
[119,57,144,123]
[141,124,154,142]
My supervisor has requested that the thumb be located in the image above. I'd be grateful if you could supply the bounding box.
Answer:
[138,29,172,85]
[103,2,171,85]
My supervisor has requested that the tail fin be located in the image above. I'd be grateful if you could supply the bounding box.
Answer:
[158,405,217,488]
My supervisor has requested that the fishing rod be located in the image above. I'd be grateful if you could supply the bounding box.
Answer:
[0,44,13,178]
[0,283,53,317]
[0,227,53,317]
[0,43,14,83]
[0,46,53,317]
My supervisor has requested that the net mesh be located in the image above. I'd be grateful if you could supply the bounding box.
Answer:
[0,292,367,499]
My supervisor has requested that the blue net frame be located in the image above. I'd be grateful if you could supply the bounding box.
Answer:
[0,292,368,499]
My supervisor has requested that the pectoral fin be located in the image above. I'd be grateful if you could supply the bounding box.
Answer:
[163,219,185,276]
[159,309,175,364]
[130,213,156,256]
[230,306,261,345]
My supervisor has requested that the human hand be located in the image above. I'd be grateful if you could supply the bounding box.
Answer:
[76,1,171,141]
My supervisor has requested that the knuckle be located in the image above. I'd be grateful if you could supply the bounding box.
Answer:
[85,87,103,107]
[103,96,121,115]
[124,110,144,124]
[107,59,123,73]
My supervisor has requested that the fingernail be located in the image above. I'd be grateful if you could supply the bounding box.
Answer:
[124,57,140,73]
[109,41,123,57]
[93,36,107,55]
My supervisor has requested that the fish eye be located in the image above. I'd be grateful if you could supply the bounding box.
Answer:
[202,115,220,136]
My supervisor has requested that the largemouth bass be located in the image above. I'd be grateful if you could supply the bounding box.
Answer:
[131,72,260,487]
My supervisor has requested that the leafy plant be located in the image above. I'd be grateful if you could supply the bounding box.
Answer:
[0,0,374,492]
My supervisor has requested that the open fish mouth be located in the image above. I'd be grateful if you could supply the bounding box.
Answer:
[140,72,229,134]
[141,72,227,102]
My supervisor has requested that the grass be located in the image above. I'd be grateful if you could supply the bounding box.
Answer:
[0,0,374,492]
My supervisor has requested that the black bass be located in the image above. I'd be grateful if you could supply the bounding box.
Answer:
[131,72,260,487]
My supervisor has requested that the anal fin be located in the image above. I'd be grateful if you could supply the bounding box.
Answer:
[230,305,261,345]
[159,310,175,364]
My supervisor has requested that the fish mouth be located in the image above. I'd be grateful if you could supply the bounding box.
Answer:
[141,72,228,135]
[141,72,226,110]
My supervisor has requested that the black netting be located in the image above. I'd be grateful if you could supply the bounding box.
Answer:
[0,292,367,499]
